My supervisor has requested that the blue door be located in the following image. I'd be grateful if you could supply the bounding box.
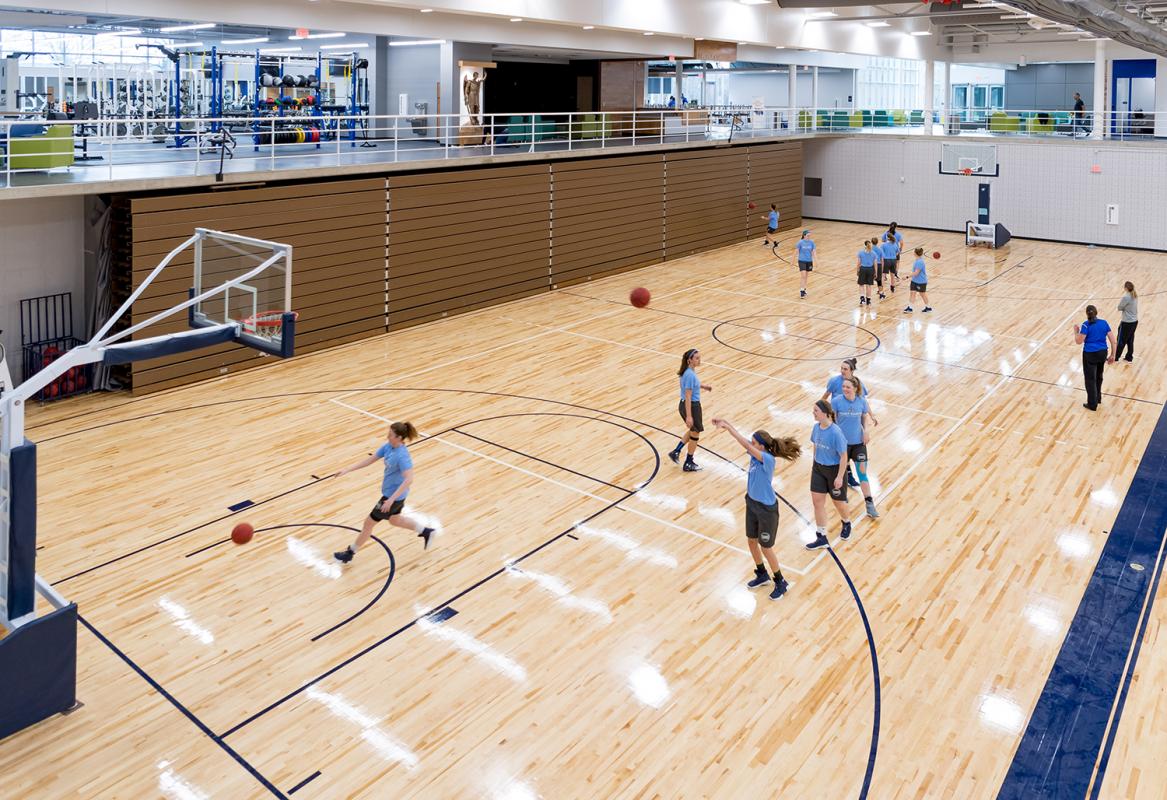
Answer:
[1111,59,1156,137]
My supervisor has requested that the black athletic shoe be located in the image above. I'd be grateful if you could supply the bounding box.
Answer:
[859,296,866,306]
[1125,357,1133,363]
[334,547,355,564]
[418,527,436,549]
[923,306,933,313]
[1083,403,1097,411]
[769,578,789,600]
[878,292,887,300]
[747,569,771,589]
[840,521,852,540]
[800,289,807,298]
[847,471,860,488]
[805,533,829,550]
[682,459,703,472]
[669,448,681,464]
[890,285,896,293]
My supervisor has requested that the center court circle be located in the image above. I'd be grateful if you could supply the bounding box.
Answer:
[711,314,880,362]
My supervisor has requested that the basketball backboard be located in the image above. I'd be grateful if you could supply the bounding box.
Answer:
[188,229,296,358]
[939,143,1000,177]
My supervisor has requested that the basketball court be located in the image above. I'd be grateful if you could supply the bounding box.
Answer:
[2,219,1166,797]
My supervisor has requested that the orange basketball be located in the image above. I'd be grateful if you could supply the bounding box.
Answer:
[630,287,651,308]
[932,251,941,260]
[747,201,756,209]
[231,522,254,545]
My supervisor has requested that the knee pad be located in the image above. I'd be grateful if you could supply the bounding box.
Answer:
[689,434,700,442]
[855,463,869,483]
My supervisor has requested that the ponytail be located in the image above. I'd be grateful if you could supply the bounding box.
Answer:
[754,430,802,462]
[390,421,419,441]
[677,348,698,376]
[815,399,836,422]
[1125,281,1137,299]
[1085,305,1098,323]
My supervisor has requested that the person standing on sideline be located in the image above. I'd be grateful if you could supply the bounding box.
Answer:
[334,421,436,563]
[796,229,815,298]
[1116,282,1139,363]
[670,348,712,471]
[1073,92,1087,136]
[763,203,780,249]
[904,247,933,313]
[805,399,852,550]
[1072,304,1116,411]
[832,376,879,518]
[711,418,802,600]
[857,240,878,306]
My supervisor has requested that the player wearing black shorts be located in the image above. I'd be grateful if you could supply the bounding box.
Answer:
[806,399,852,549]
[712,418,802,600]
[856,240,878,306]
[831,376,880,519]
[334,420,436,564]
[669,348,711,472]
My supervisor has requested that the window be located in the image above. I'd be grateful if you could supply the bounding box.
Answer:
[856,56,922,110]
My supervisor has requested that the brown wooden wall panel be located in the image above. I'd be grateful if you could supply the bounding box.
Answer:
[125,177,387,393]
[550,154,664,287]
[664,149,749,260]
[747,142,803,239]
[387,167,551,328]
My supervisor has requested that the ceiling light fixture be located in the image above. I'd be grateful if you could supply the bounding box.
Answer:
[159,22,215,33]
[583,25,595,30]
[320,42,369,49]
[644,31,655,36]
[389,39,445,46]
[510,17,523,22]
[306,32,345,39]
[222,37,269,44]
[260,46,302,53]
[866,21,891,27]
[420,7,433,11]
[806,11,837,18]
[739,0,770,5]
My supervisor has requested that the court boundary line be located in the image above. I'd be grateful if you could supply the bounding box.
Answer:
[78,615,288,799]
[997,398,1167,799]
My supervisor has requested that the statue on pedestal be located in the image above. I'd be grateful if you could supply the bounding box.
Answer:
[462,70,486,126]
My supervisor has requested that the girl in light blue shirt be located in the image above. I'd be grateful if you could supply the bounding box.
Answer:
[805,399,853,550]
[856,240,878,306]
[712,417,801,600]
[333,421,436,564]
[670,348,712,472]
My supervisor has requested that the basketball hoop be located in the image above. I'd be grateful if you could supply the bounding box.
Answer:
[242,310,298,339]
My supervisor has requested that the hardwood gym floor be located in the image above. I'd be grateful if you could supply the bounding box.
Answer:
[3,220,1166,799]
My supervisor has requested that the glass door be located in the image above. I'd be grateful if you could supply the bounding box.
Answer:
[952,85,969,122]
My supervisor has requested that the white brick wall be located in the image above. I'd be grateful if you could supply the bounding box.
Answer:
[803,136,1167,251]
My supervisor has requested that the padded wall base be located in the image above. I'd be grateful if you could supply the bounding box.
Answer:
[0,603,78,740]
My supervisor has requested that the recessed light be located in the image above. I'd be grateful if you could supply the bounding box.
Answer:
[583,25,595,30]
[420,7,433,11]
[807,11,837,18]
[775,45,784,49]
[866,21,891,27]
[510,17,523,22]
[260,46,302,53]
[223,37,269,44]
[305,32,345,39]
[159,23,215,33]
[695,37,705,40]
[644,31,655,36]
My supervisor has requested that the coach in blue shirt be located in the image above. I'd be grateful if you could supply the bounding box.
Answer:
[1072,304,1116,411]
